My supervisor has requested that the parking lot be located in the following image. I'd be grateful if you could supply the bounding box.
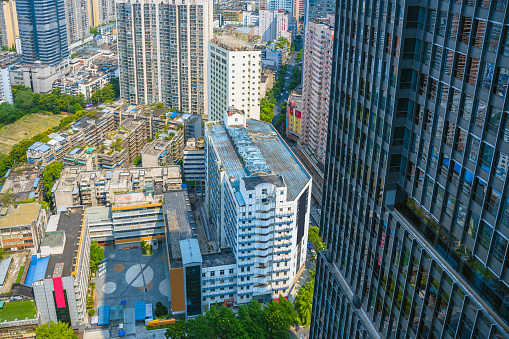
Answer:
[93,244,171,313]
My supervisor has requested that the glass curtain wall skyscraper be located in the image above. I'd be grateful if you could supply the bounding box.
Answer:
[311,0,509,338]
[16,0,68,65]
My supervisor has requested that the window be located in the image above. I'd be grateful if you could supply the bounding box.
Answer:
[494,67,509,97]
[494,0,508,11]
[437,12,447,36]
[459,93,474,121]
[456,201,467,227]
[422,42,432,65]
[467,212,480,238]
[488,23,503,52]
[486,106,502,134]
[449,88,461,114]
[428,78,438,102]
[438,83,449,109]
[430,146,439,169]
[455,128,467,154]
[486,188,502,217]
[466,57,480,85]
[459,17,472,44]
[461,169,474,196]
[480,62,494,92]
[400,69,417,91]
[448,14,459,40]
[443,49,454,75]
[420,139,429,162]
[445,194,455,217]
[435,184,445,207]
[494,151,508,181]
[453,53,466,80]
[480,143,495,170]
[427,10,436,33]
[403,38,421,60]
[431,46,443,70]
[502,197,509,227]
[220,270,224,275]
[473,19,487,47]
[492,232,508,262]
[425,176,434,198]
[503,26,509,56]
[473,99,487,128]
[211,271,215,277]
[473,178,488,206]
[478,222,493,250]
[406,6,425,29]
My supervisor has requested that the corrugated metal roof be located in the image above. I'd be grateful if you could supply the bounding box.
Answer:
[0,258,12,286]
[134,301,145,321]
[180,239,202,265]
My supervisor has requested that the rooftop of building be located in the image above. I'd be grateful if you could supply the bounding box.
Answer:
[288,88,303,108]
[44,206,85,278]
[211,34,255,51]
[206,120,310,200]
[0,166,41,202]
[54,166,182,195]
[0,203,41,229]
[142,140,172,156]
[0,52,22,68]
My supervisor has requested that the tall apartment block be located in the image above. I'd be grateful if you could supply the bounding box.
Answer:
[0,0,18,50]
[258,9,290,42]
[267,0,293,18]
[293,0,304,21]
[16,0,68,66]
[205,111,312,303]
[116,0,213,115]
[300,15,334,164]
[208,35,261,122]
[89,0,115,27]
[310,1,509,338]
[65,0,90,43]
[303,0,335,28]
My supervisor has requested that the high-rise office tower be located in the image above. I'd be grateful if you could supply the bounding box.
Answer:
[65,0,90,43]
[0,0,18,50]
[16,0,68,66]
[310,1,509,338]
[116,0,212,114]
[208,35,261,122]
[300,15,334,165]
[267,0,293,17]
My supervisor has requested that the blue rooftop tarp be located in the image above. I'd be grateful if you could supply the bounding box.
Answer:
[98,305,110,326]
[4,169,10,178]
[134,301,145,321]
[29,192,35,199]
[25,255,50,286]
[169,112,178,119]
[32,177,40,188]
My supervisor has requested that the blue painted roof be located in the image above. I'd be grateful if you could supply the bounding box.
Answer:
[69,148,81,155]
[29,192,35,199]
[27,142,43,151]
[32,177,40,188]
[134,301,145,321]
[98,305,110,326]
[169,112,178,119]
[25,255,50,286]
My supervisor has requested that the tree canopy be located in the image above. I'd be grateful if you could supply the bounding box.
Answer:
[90,241,105,273]
[308,225,326,251]
[42,162,63,202]
[35,321,77,339]
[165,298,293,339]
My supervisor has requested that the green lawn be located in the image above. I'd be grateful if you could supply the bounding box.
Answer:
[0,300,37,321]
[15,266,24,284]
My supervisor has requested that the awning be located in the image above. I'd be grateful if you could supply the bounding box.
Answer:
[53,277,66,308]
[134,301,145,321]
[98,305,110,326]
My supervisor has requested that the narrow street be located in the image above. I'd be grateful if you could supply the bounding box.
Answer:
[271,48,301,127]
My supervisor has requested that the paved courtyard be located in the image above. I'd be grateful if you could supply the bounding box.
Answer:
[94,244,171,312]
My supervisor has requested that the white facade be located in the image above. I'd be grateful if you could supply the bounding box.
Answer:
[205,119,312,303]
[208,37,261,122]
[243,11,259,26]
[0,68,13,103]
[65,0,90,44]
[258,9,290,42]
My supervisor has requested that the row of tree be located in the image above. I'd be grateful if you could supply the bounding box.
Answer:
[260,65,288,123]
[165,297,296,339]
[289,66,302,92]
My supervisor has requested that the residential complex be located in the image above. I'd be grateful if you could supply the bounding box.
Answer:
[300,15,334,164]
[303,0,334,28]
[267,0,293,18]
[205,112,312,303]
[16,0,69,66]
[65,0,90,44]
[258,9,291,42]
[9,62,69,94]
[0,0,18,50]
[32,206,90,330]
[88,0,116,27]
[141,131,185,167]
[52,166,182,209]
[0,203,48,251]
[0,52,17,103]
[208,35,261,122]
[115,0,213,115]
[311,1,509,338]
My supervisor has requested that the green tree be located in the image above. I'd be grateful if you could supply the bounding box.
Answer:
[133,155,142,166]
[36,321,77,339]
[165,321,186,339]
[42,162,63,201]
[90,26,99,35]
[308,225,326,251]
[295,279,314,327]
[89,241,105,273]
[297,49,303,62]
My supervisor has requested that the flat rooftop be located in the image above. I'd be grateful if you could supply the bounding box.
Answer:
[142,140,170,156]
[45,207,85,278]
[164,191,194,269]
[206,120,310,200]
[212,35,255,51]
[202,250,236,268]
[0,203,41,229]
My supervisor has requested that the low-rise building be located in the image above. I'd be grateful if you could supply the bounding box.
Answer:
[261,47,287,69]
[286,88,302,141]
[62,147,96,170]
[0,52,20,103]
[52,69,109,100]
[0,166,42,202]
[0,203,48,251]
[9,61,68,94]
[32,206,90,330]
[260,68,274,98]
[182,138,205,182]
[52,166,182,208]
[141,130,185,167]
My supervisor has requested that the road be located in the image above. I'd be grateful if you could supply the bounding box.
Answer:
[271,49,301,128]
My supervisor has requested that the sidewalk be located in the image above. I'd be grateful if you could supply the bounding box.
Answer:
[288,259,315,303]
